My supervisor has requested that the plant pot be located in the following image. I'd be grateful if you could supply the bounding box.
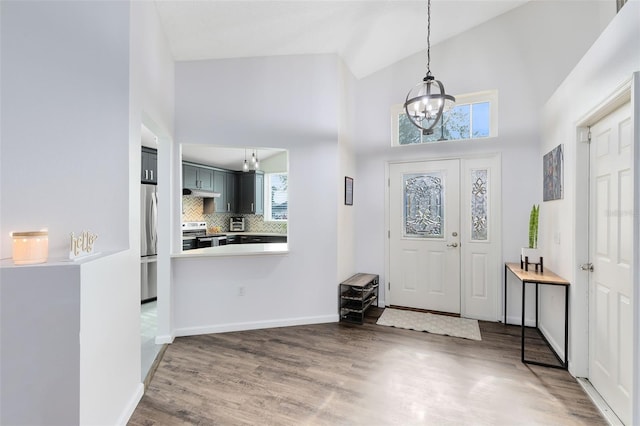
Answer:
[521,247,543,272]
[521,247,541,260]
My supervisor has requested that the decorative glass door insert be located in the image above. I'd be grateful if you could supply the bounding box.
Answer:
[471,169,488,241]
[403,172,444,238]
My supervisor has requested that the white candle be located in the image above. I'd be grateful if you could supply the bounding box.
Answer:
[11,231,48,265]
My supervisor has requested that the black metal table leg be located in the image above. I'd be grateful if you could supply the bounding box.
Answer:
[504,264,508,324]
[521,280,526,363]
[535,282,539,328]
[564,285,569,369]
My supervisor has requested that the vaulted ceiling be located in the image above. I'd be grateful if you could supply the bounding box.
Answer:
[154,0,529,79]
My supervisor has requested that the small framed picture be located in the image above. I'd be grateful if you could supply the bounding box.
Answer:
[345,176,353,206]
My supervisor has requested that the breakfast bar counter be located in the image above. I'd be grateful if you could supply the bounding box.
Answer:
[172,243,288,258]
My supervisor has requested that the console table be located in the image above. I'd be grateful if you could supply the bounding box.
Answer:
[504,262,570,369]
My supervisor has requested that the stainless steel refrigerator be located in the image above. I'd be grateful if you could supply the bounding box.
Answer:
[141,184,158,302]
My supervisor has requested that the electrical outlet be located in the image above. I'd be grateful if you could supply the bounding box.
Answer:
[238,286,245,296]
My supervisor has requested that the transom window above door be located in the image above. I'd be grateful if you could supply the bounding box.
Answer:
[391,90,498,146]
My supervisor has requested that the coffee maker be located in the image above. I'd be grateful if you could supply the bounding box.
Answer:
[230,217,245,232]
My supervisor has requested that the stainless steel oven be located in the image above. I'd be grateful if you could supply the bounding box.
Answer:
[182,222,206,251]
[182,222,227,250]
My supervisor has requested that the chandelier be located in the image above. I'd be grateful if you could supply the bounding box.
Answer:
[404,0,455,136]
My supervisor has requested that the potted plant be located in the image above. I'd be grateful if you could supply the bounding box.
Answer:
[521,204,542,270]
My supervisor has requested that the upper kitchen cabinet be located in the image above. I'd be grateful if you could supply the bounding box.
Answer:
[238,171,264,215]
[213,170,237,213]
[183,162,214,191]
[141,147,157,184]
[225,171,237,213]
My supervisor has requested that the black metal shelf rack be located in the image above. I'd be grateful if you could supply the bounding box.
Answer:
[339,273,379,324]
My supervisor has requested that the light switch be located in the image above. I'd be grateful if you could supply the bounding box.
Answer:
[554,232,561,244]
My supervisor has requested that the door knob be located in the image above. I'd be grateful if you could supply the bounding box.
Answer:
[580,263,594,272]
[446,242,458,248]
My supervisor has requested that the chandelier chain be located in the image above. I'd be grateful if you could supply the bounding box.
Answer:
[426,0,431,77]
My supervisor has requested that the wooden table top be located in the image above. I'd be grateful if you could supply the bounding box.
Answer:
[505,262,570,285]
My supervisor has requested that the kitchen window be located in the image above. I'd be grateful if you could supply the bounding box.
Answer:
[391,90,498,146]
[264,172,288,221]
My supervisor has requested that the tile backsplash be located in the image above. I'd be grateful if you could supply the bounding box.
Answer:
[182,196,287,234]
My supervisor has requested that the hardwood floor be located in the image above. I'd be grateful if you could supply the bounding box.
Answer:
[129,308,605,425]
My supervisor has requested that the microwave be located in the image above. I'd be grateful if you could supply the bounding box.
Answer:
[230,217,245,232]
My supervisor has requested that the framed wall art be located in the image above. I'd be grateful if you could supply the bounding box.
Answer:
[345,176,353,206]
[543,144,563,201]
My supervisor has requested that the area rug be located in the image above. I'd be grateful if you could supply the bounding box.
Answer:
[376,308,482,341]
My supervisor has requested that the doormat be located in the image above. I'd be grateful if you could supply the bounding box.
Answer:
[376,308,482,341]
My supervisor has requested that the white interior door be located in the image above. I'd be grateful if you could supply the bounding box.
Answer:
[589,101,633,425]
[389,160,461,313]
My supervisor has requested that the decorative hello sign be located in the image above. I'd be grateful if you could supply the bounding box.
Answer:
[69,230,98,260]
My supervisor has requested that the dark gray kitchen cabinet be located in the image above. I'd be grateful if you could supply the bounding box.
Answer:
[266,235,287,243]
[183,163,214,191]
[238,171,264,215]
[239,235,287,244]
[198,168,214,191]
[183,164,198,189]
[213,171,237,213]
[213,170,225,212]
[141,147,157,184]
[225,172,237,213]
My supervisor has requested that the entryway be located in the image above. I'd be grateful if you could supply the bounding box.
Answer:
[387,156,501,320]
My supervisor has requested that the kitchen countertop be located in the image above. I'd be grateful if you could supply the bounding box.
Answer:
[172,243,288,258]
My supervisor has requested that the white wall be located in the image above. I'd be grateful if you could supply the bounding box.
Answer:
[172,55,341,333]
[1,253,142,426]
[0,1,176,423]
[0,0,131,259]
[337,60,358,283]
[129,0,176,344]
[79,252,142,425]
[351,1,614,312]
[541,0,639,387]
[260,151,288,173]
[1,264,81,426]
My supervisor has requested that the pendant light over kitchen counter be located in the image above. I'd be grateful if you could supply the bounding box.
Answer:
[242,149,249,172]
[242,149,260,171]
[403,0,455,136]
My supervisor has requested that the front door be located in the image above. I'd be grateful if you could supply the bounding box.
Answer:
[588,101,633,425]
[389,160,461,313]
